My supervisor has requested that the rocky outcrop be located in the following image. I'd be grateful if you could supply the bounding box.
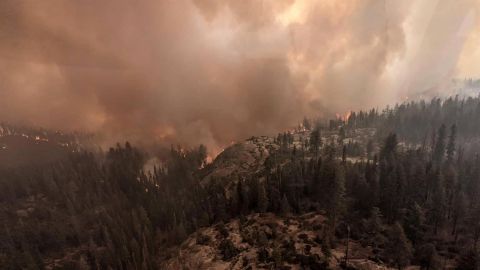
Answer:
[200,136,277,186]
[161,213,394,270]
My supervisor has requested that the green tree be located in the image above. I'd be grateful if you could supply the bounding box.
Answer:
[446,124,457,162]
[310,128,321,157]
[324,162,345,234]
[280,194,291,215]
[381,133,398,158]
[363,207,386,254]
[404,202,426,244]
[452,192,467,239]
[257,183,269,213]
[237,180,249,215]
[383,223,413,269]
[366,139,374,160]
[433,124,446,164]
[417,243,441,270]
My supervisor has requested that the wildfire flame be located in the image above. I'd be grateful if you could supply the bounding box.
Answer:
[336,111,352,122]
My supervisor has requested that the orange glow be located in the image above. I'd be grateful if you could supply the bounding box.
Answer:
[336,111,352,122]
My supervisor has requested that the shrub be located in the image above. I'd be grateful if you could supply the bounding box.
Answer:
[219,239,238,261]
[215,222,229,238]
[196,233,210,245]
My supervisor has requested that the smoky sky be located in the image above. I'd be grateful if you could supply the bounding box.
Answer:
[0,0,479,153]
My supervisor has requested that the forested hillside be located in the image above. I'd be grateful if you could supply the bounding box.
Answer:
[346,96,480,149]
[0,123,91,168]
[2,96,480,269]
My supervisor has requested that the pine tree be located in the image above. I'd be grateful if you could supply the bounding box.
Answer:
[339,127,346,144]
[447,124,457,162]
[364,207,386,253]
[172,222,187,244]
[430,171,446,234]
[383,223,413,269]
[452,192,467,239]
[433,124,446,164]
[417,243,441,270]
[381,133,398,158]
[280,194,291,215]
[267,180,282,213]
[325,163,345,234]
[257,183,269,213]
[236,180,250,215]
[310,128,321,157]
[366,139,374,160]
[404,202,426,244]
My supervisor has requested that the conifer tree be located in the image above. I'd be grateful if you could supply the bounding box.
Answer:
[257,183,269,213]
[310,128,321,157]
[433,124,446,164]
[280,194,291,215]
[417,243,440,270]
[447,124,457,162]
[383,223,413,269]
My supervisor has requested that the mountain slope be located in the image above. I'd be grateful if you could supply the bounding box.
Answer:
[162,213,394,270]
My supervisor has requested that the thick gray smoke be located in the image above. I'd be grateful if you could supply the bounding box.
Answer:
[0,0,478,153]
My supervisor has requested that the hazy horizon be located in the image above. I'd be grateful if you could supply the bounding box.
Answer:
[1,0,479,153]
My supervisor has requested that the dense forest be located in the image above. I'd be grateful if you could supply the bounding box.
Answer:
[346,96,480,148]
[2,96,480,269]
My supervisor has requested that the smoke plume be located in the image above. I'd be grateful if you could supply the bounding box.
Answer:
[0,0,479,153]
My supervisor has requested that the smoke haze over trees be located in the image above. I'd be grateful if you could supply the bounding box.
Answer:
[1,0,479,152]
[3,96,480,268]
[2,1,480,269]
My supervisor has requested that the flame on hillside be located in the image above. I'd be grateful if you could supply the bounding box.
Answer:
[336,111,352,122]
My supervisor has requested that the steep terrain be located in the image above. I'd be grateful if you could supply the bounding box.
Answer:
[0,124,89,168]
[199,136,277,186]
[4,97,480,269]
[162,213,394,270]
